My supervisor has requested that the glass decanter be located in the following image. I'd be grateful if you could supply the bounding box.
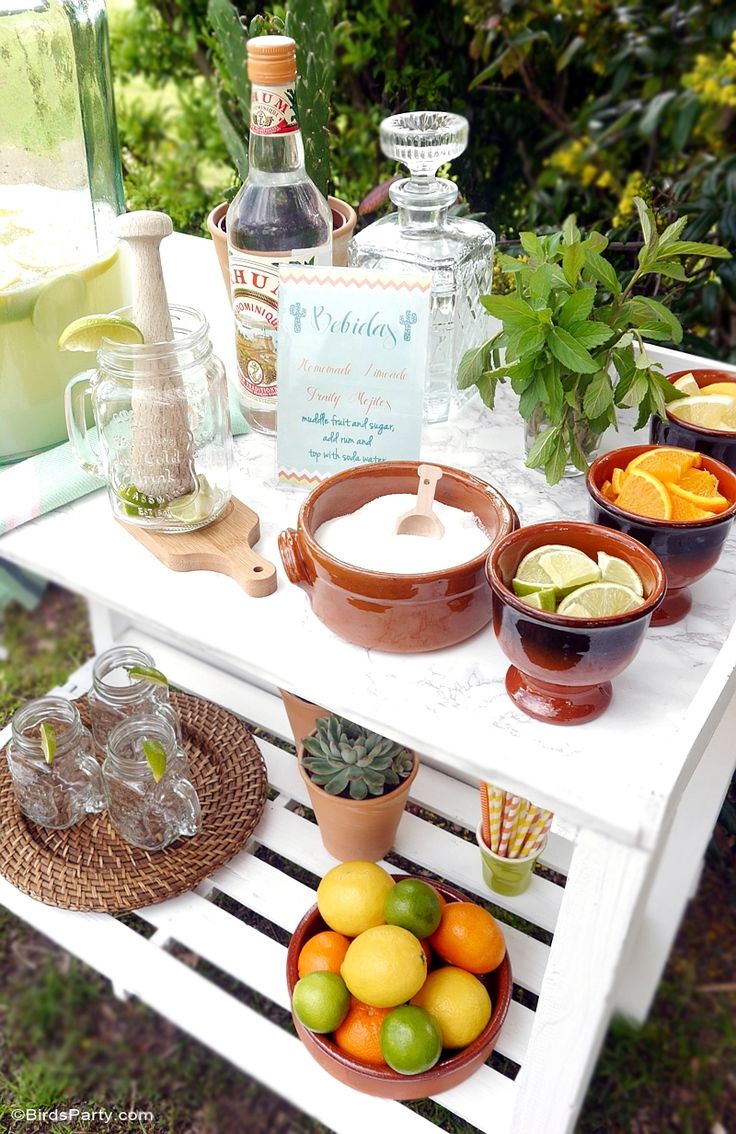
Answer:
[348,112,495,424]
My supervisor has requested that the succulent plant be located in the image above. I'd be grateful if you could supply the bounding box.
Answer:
[302,715,413,801]
[207,0,334,197]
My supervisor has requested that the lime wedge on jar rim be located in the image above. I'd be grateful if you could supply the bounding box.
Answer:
[58,313,144,352]
[557,582,643,618]
[597,552,644,596]
[142,738,167,782]
[39,722,56,766]
[126,665,169,687]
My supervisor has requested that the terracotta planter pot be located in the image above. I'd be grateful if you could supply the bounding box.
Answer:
[206,194,357,296]
[279,686,418,861]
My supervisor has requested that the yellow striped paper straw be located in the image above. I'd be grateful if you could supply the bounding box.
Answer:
[489,785,504,853]
[523,809,554,857]
[498,793,521,857]
[509,803,539,859]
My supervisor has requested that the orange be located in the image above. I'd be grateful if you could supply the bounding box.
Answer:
[670,496,715,522]
[429,902,506,974]
[333,998,391,1066]
[668,468,730,513]
[611,467,627,494]
[600,478,616,501]
[613,469,672,520]
[297,931,351,979]
[625,447,701,483]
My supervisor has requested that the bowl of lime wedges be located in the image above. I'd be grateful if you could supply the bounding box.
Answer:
[486,521,666,725]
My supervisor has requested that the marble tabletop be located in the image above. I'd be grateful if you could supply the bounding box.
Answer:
[2,233,736,849]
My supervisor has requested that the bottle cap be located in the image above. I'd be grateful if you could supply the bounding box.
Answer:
[247,35,297,85]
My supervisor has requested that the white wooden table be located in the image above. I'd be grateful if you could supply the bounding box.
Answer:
[2,234,735,1134]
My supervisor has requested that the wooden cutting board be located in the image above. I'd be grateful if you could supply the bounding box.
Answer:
[120,497,277,597]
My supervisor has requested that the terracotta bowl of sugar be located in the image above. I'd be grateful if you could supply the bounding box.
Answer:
[278,461,519,652]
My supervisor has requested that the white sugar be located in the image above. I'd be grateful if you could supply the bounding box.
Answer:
[314,494,490,574]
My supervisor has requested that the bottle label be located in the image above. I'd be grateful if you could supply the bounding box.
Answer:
[228,244,331,402]
[250,84,299,136]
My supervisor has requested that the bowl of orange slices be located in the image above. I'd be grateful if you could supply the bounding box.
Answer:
[650,370,736,472]
[587,444,736,625]
[286,864,512,1100]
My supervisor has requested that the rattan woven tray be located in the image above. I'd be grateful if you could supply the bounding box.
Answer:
[0,691,267,912]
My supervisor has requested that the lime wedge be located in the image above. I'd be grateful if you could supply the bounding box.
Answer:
[142,738,167,783]
[557,582,643,618]
[118,485,162,516]
[597,552,644,596]
[514,544,574,590]
[519,588,557,612]
[166,476,217,524]
[538,549,601,593]
[58,313,144,352]
[126,664,169,687]
[673,373,699,396]
[668,394,736,431]
[39,722,56,766]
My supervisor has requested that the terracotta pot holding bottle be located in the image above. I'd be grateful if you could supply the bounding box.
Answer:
[279,688,418,861]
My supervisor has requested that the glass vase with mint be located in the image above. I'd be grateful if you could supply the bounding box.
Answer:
[226,35,332,435]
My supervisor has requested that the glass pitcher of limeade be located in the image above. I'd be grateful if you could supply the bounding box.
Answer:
[65,305,233,532]
[0,0,129,464]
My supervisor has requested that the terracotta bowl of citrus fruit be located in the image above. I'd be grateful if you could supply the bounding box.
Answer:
[586,444,736,626]
[286,862,512,1099]
[486,520,666,725]
[650,369,736,472]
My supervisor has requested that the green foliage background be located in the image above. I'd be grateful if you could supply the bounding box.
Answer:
[110,0,736,359]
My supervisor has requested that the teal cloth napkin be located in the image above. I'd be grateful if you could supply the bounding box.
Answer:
[0,397,249,539]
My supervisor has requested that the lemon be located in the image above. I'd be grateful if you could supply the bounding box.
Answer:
[0,261,21,292]
[32,273,86,336]
[380,1006,442,1075]
[673,373,699,396]
[317,861,394,937]
[341,924,427,1007]
[411,967,492,1048]
[292,971,350,1034]
[10,233,85,272]
[557,582,643,618]
[701,381,736,398]
[58,313,144,352]
[668,394,736,432]
[597,552,644,596]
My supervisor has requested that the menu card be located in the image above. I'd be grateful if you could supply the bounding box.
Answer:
[276,265,431,486]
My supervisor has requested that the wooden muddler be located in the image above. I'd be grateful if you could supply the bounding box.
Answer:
[115,211,196,503]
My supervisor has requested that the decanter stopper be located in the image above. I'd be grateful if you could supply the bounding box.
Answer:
[380,112,469,209]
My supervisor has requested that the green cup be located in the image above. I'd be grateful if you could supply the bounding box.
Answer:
[476,823,546,897]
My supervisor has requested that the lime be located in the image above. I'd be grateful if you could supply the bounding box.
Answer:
[411,966,491,1048]
[672,373,699,396]
[668,394,736,431]
[380,1005,442,1075]
[519,588,557,612]
[142,738,167,783]
[39,722,56,766]
[166,476,217,524]
[317,861,394,937]
[11,233,83,272]
[58,313,144,352]
[384,878,442,939]
[537,549,601,593]
[291,971,350,1034]
[513,543,572,590]
[117,485,162,517]
[126,665,169,687]
[597,552,644,596]
[341,924,427,1008]
[557,582,643,618]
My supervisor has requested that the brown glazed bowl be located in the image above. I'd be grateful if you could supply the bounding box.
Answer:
[650,369,736,471]
[587,445,736,626]
[286,875,512,1100]
[487,521,666,725]
[279,461,519,652]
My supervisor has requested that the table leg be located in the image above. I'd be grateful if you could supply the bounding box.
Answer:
[87,599,132,653]
[511,830,651,1134]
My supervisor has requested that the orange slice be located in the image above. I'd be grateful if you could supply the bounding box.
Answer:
[614,469,672,520]
[670,496,717,522]
[600,478,616,501]
[625,447,701,483]
[669,469,730,513]
[611,467,627,494]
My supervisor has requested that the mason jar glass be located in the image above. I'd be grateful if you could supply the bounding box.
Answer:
[65,305,232,532]
[88,645,181,754]
[6,696,105,829]
[102,716,201,851]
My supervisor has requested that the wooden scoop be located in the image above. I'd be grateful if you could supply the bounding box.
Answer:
[394,465,445,539]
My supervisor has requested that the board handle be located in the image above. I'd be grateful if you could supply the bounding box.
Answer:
[231,543,278,598]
